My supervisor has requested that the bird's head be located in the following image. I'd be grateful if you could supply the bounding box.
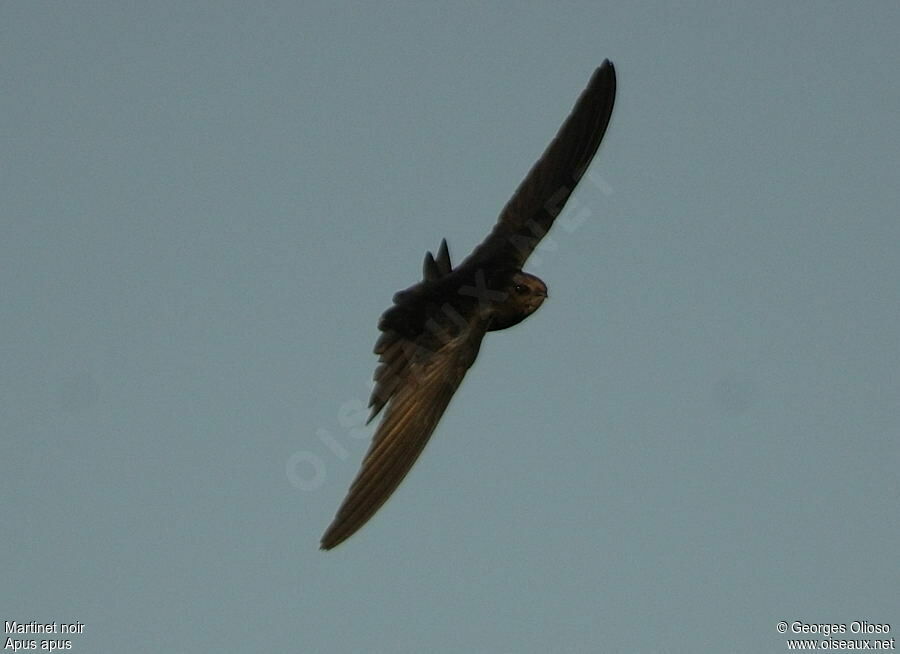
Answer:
[485,271,548,331]
[510,271,548,313]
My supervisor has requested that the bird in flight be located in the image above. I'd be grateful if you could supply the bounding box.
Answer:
[321,60,617,550]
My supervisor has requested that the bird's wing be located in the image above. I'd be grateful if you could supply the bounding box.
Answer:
[320,315,487,550]
[465,60,616,271]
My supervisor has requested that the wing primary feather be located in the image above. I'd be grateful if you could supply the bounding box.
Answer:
[321,322,486,550]
[462,60,616,271]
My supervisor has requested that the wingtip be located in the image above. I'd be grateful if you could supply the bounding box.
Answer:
[596,59,616,85]
[320,522,345,551]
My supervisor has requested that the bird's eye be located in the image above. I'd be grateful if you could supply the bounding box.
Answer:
[514,284,528,295]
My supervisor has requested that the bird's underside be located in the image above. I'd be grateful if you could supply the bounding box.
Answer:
[320,60,616,550]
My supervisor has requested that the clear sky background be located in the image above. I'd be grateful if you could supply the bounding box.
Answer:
[3,2,898,652]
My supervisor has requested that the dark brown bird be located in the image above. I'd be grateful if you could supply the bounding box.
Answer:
[320,60,617,550]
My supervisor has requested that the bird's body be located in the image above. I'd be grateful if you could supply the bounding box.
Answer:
[321,61,617,550]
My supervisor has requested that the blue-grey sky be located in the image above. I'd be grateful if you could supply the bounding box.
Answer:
[3,2,899,652]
